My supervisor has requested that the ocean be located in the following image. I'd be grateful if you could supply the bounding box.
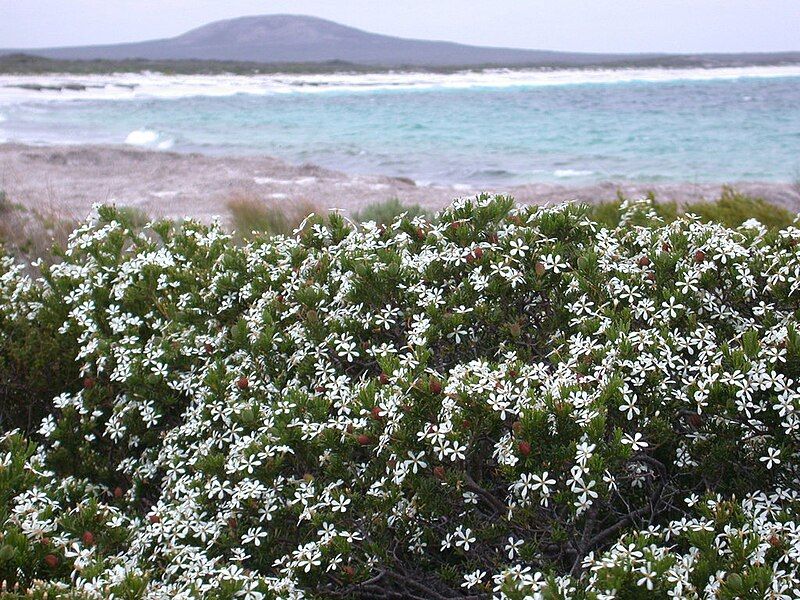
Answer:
[1,65,799,186]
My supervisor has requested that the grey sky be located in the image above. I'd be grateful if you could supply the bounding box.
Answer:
[2,0,799,54]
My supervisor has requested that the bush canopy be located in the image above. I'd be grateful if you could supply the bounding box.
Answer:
[0,196,798,599]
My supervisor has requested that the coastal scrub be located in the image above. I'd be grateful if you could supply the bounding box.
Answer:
[0,196,798,598]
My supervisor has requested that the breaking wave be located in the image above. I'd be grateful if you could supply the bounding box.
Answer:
[124,129,174,149]
[1,65,799,103]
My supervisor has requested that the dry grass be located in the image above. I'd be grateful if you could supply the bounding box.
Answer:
[0,191,78,269]
[226,192,320,239]
[0,191,156,271]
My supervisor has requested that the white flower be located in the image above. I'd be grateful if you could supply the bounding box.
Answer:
[330,495,351,513]
[542,253,568,273]
[636,567,656,591]
[622,432,649,452]
[453,526,476,552]
[405,450,428,474]
[462,568,486,589]
[509,239,529,258]
[760,447,781,470]
[505,536,523,559]
[242,527,268,547]
[235,580,264,600]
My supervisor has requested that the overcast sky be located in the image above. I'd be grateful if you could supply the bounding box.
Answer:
[2,0,799,54]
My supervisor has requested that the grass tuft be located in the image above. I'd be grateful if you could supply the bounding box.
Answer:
[588,186,795,230]
[227,193,320,238]
[353,198,430,225]
[685,186,794,229]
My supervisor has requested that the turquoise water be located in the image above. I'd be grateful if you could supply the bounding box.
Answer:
[1,70,799,184]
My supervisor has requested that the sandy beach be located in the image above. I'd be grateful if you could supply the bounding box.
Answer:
[1,143,798,224]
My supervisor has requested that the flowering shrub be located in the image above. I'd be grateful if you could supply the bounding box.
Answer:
[0,196,799,598]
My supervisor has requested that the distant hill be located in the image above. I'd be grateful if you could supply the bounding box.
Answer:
[2,14,799,69]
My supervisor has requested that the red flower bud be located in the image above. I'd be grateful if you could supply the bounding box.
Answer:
[83,377,95,390]
[429,378,442,395]
[44,554,59,568]
[433,466,446,480]
[236,377,249,390]
[81,531,95,546]
[357,434,371,446]
[694,250,706,263]
[638,256,651,267]
[518,441,532,456]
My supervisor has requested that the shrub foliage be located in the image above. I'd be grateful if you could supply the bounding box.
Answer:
[0,196,799,598]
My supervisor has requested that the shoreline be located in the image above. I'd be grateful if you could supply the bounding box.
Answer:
[4,53,800,77]
[1,142,798,223]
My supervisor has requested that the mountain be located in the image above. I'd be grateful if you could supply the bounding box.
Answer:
[3,15,799,69]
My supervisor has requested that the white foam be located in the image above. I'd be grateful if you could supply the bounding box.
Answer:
[125,129,159,145]
[452,183,474,191]
[0,113,6,122]
[124,128,174,150]
[254,177,293,185]
[1,65,798,103]
[269,193,288,199]
[150,190,178,198]
[554,169,593,178]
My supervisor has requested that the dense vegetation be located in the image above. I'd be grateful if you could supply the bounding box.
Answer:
[588,187,796,231]
[3,52,800,76]
[0,195,799,598]
[0,53,379,76]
